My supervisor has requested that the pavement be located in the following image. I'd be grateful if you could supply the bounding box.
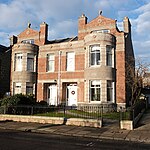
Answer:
[0,110,150,144]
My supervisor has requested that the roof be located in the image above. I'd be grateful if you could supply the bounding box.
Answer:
[47,36,78,44]
[0,45,9,53]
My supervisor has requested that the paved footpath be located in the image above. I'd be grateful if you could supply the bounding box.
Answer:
[0,111,150,144]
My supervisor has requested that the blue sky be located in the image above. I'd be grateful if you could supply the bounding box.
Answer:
[0,0,150,62]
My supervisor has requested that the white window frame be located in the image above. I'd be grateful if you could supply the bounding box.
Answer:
[66,52,75,71]
[90,45,101,66]
[47,54,55,72]
[15,53,23,71]
[90,80,101,102]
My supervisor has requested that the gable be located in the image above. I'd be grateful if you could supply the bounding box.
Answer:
[86,15,117,31]
[18,28,39,42]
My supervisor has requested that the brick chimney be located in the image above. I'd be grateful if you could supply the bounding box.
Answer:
[40,22,48,45]
[78,14,87,40]
[123,17,131,33]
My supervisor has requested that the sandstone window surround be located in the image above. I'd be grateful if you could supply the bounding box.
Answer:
[46,53,55,72]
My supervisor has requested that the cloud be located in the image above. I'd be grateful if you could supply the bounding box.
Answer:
[0,0,149,64]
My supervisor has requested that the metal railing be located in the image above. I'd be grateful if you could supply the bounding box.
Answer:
[0,105,103,119]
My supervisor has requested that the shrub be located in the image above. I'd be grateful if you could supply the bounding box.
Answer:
[0,94,36,107]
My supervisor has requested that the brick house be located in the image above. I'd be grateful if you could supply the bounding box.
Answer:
[10,12,134,109]
[0,45,11,98]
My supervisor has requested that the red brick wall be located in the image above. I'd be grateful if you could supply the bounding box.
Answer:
[116,51,126,104]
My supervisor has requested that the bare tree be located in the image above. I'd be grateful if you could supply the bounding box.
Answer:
[126,57,150,106]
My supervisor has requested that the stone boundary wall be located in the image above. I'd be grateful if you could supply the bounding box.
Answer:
[0,115,102,128]
[120,109,145,130]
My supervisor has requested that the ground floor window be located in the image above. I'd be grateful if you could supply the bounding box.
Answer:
[107,80,114,102]
[14,82,21,95]
[26,83,34,95]
[90,80,101,101]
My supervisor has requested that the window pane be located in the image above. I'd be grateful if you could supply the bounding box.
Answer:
[47,54,54,72]
[107,81,113,101]
[90,45,100,66]
[14,83,21,94]
[90,80,101,101]
[106,46,112,66]
[67,52,75,71]
[15,54,22,71]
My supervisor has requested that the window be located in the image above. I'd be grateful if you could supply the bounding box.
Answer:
[21,39,34,44]
[106,46,113,66]
[90,45,100,66]
[47,54,55,72]
[14,83,21,95]
[66,52,75,71]
[107,81,114,102]
[92,29,110,33]
[26,83,33,95]
[90,80,101,101]
[15,53,23,71]
[27,54,34,71]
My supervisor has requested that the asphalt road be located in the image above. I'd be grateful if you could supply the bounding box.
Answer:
[0,129,150,150]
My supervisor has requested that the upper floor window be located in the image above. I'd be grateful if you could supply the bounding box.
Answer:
[90,45,100,66]
[27,54,34,71]
[66,52,75,71]
[90,80,101,101]
[106,46,113,67]
[47,54,55,72]
[92,29,110,33]
[21,39,34,44]
[15,53,23,71]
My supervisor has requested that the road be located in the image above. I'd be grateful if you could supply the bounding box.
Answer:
[0,129,149,150]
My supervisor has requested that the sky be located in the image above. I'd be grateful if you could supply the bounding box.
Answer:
[0,0,150,62]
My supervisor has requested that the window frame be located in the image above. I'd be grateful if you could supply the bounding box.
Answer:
[90,80,101,102]
[66,51,75,71]
[14,53,23,71]
[106,45,113,67]
[27,53,34,72]
[107,80,114,102]
[90,45,101,67]
[47,53,55,72]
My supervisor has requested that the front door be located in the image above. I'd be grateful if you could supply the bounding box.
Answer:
[67,84,77,106]
[48,84,57,106]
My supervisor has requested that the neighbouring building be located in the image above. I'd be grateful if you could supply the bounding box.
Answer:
[0,45,11,98]
[10,11,135,109]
